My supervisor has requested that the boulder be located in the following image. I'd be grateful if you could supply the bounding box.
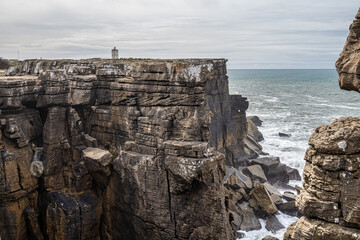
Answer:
[250,184,278,215]
[283,191,296,201]
[286,166,301,181]
[277,201,300,217]
[238,202,262,231]
[242,164,267,183]
[262,236,279,240]
[247,116,263,126]
[247,119,264,142]
[265,215,284,233]
[279,132,291,137]
[249,157,289,184]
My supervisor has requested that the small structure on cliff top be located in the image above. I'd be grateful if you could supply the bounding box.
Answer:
[111,47,118,59]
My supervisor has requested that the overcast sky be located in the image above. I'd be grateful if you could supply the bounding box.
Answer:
[0,0,359,69]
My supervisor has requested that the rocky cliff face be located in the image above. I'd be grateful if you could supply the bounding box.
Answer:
[0,58,249,239]
[285,9,360,240]
[336,9,360,93]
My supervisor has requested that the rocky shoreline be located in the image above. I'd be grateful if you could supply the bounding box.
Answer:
[0,58,303,240]
[225,116,302,240]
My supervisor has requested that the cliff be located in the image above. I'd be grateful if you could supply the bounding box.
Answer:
[285,9,360,239]
[0,58,250,239]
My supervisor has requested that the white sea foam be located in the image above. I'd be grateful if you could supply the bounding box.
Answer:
[228,69,360,239]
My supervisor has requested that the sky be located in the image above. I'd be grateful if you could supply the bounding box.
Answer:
[0,0,359,69]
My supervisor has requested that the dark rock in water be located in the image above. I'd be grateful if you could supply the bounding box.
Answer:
[283,191,296,201]
[236,231,245,239]
[238,202,262,231]
[250,184,278,215]
[295,185,302,194]
[244,135,263,158]
[277,201,300,217]
[242,164,267,183]
[286,166,301,181]
[265,215,284,233]
[264,182,283,205]
[247,119,264,142]
[279,132,291,137]
[229,210,242,231]
[262,235,280,240]
[247,116,263,126]
[249,157,289,184]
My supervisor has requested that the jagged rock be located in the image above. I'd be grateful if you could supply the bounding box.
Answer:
[229,210,242,231]
[249,157,289,184]
[244,134,263,157]
[277,201,299,217]
[247,115,263,127]
[264,182,283,205]
[242,164,267,183]
[24,207,44,240]
[284,217,360,240]
[279,132,291,137]
[247,119,264,142]
[286,166,301,181]
[309,117,360,155]
[265,215,284,233]
[283,191,296,201]
[262,236,279,240]
[237,202,262,231]
[0,58,256,240]
[336,8,360,93]
[249,184,278,215]
[225,166,253,191]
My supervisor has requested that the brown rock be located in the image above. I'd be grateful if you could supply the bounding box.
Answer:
[250,184,278,215]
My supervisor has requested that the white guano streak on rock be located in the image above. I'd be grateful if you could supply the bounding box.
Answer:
[185,64,213,82]
[337,141,347,151]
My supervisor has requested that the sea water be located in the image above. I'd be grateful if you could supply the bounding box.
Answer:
[228,69,360,239]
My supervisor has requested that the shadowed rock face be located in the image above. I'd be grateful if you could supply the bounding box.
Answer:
[0,58,249,240]
[285,9,360,239]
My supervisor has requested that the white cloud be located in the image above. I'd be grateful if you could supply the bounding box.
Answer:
[0,0,358,68]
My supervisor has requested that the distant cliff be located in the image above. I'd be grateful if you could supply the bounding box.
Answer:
[285,9,360,239]
[0,58,250,239]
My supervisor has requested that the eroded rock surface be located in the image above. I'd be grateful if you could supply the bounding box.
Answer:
[0,58,251,239]
[285,119,360,238]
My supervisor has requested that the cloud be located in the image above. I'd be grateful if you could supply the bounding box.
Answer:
[0,0,358,68]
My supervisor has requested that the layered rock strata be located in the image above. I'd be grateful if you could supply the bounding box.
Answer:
[0,58,249,239]
[285,9,360,239]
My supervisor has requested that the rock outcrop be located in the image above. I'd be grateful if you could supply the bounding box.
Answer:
[0,58,251,239]
[285,8,360,239]
[336,8,360,93]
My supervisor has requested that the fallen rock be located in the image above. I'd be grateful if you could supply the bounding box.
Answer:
[262,236,279,240]
[277,201,300,217]
[249,157,289,184]
[286,166,301,181]
[242,164,267,183]
[247,119,264,142]
[250,184,278,215]
[279,132,291,137]
[283,191,296,201]
[238,202,262,231]
[265,215,284,233]
[247,116,263,126]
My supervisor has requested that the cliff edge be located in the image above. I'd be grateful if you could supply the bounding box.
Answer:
[0,59,250,239]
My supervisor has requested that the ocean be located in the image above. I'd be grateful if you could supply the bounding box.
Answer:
[228,69,360,239]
